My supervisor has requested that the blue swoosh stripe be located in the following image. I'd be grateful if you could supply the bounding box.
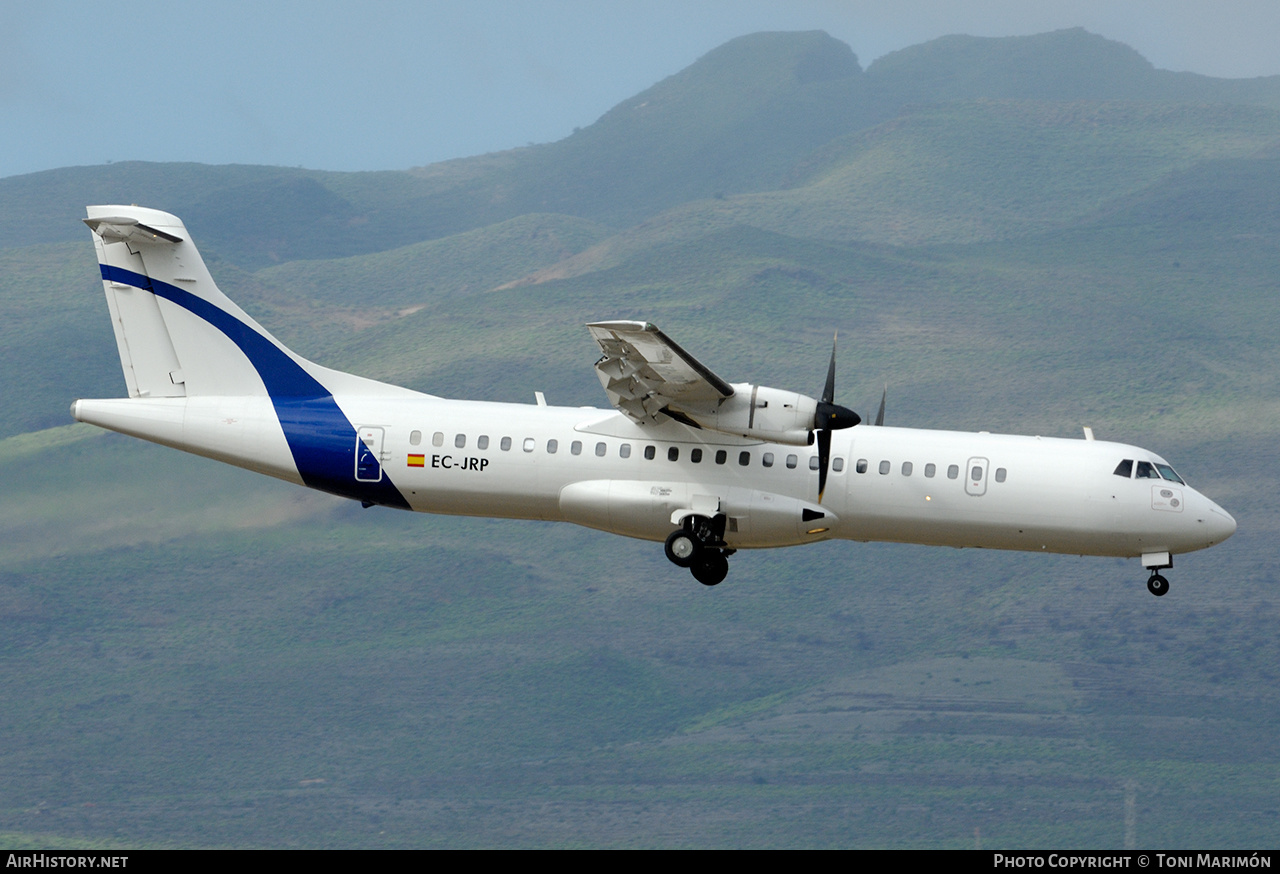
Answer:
[101,264,411,510]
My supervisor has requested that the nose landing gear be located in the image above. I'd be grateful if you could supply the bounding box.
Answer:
[1142,552,1172,597]
[664,515,732,586]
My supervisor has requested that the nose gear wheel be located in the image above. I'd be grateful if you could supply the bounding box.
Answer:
[1147,572,1169,597]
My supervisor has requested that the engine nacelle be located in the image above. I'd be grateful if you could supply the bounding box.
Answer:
[681,383,818,446]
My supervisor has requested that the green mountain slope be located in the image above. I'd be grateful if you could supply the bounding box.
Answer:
[867,27,1280,107]
[253,212,610,309]
[768,101,1280,244]
[0,242,119,434]
[1084,153,1280,237]
[498,100,1280,286]
[490,31,872,223]
[234,213,613,360]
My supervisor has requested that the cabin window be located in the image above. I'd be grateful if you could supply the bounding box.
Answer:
[523,437,535,452]
[924,463,936,478]
[995,467,1007,483]
[787,454,799,470]
[856,459,868,474]
[547,439,558,454]
[762,452,774,468]
[410,430,422,446]
[596,442,607,457]
[715,450,727,465]
[809,456,820,471]
[971,465,984,481]
[1114,459,1133,478]
[455,433,466,449]
[902,461,913,476]
[1135,461,1160,479]
[432,432,445,447]
[691,448,703,463]
[879,460,890,475]
[644,445,656,460]
[571,440,583,456]
[477,435,489,450]
[668,447,679,462]
[947,464,959,479]
[619,443,631,459]
[832,457,844,472]
[500,436,512,451]
[1156,463,1185,485]
[739,451,751,466]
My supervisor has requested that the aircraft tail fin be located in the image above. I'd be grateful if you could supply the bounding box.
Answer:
[85,205,314,399]
[80,206,417,510]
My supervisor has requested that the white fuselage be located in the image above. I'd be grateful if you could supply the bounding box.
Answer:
[72,390,1237,561]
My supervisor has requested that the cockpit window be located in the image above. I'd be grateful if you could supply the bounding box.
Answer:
[1113,459,1133,478]
[1155,463,1185,485]
[1135,461,1161,479]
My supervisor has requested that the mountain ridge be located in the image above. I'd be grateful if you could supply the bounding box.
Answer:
[7,28,1280,266]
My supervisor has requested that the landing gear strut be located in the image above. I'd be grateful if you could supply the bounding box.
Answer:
[664,514,732,586]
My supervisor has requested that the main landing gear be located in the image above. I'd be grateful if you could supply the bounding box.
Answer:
[664,515,734,586]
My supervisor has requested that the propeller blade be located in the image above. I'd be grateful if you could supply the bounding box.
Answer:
[817,428,831,501]
[874,386,886,426]
[822,334,837,405]
[814,331,859,503]
[815,332,859,429]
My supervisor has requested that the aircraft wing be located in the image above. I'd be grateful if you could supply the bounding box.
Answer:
[587,321,735,424]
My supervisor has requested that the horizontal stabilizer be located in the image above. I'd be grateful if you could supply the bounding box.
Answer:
[83,216,183,246]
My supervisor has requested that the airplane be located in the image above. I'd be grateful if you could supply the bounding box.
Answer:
[71,205,1236,595]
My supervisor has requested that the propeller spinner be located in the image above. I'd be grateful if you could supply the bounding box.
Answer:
[814,335,860,501]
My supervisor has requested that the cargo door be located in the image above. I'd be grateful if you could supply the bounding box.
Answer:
[356,426,385,482]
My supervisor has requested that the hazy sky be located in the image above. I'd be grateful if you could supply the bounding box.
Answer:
[3,1,1278,179]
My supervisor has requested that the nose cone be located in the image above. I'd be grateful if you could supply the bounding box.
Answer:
[815,401,860,430]
[1205,502,1237,545]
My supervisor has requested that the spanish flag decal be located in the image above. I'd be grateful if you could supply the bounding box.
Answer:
[407,454,425,467]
